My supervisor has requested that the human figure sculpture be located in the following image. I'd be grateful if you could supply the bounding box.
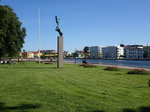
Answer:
[55,16,63,36]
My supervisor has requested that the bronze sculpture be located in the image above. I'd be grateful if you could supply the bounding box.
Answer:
[55,16,63,36]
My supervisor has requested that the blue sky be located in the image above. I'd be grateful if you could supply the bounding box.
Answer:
[1,0,150,52]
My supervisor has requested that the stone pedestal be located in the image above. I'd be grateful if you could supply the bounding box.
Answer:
[57,36,64,68]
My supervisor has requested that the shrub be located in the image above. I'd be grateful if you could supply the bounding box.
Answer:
[80,63,96,68]
[127,68,149,75]
[104,66,118,71]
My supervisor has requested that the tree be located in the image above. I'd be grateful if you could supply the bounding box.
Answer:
[143,50,149,59]
[83,46,90,58]
[73,52,79,58]
[0,5,26,60]
[83,46,90,62]
[73,49,79,63]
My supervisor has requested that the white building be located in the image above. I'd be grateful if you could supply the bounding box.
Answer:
[90,46,102,59]
[102,45,124,59]
[125,45,150,59]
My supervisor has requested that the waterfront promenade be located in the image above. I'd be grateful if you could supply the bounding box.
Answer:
[64,59,150,71]
[8,58,150,71]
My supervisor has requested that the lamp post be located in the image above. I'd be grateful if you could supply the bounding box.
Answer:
[38,8,41,63]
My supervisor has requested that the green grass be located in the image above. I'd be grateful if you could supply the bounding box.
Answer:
[0,62,150,112]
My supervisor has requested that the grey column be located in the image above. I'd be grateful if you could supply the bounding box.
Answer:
[57,36,64,68]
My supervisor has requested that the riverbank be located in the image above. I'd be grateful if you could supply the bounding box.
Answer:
[64,60,150,71]
[5,58,150,71]
[65,58,150,69]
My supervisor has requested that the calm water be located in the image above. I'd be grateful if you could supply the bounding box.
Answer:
[65,59,150,68]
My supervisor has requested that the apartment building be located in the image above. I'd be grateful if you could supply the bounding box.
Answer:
[125,45,150,59]
[102,45,124,59]
[90,46,102,59]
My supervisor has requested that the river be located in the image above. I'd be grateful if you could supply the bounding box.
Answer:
[65,59,150,68]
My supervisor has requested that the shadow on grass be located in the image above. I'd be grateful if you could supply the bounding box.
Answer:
[123,106,150,112]
[135,86,148,88]
[77,106,105,112]
[0,102,41,112]
[123,108,136,112]
[91,106,150,112]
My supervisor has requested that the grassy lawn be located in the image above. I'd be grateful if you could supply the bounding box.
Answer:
[0,62,150,112]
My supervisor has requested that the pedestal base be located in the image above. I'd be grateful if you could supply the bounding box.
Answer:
[57,36,64,68]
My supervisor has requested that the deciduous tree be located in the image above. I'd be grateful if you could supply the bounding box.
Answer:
[0,5,26,60]
[83,46,90,58]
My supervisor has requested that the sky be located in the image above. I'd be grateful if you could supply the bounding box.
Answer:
[1,0,150,52]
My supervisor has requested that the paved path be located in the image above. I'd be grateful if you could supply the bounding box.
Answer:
[64,60,150,71]
[97,64,150,71]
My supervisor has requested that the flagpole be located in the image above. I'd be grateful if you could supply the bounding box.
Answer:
[38,8,41,63]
